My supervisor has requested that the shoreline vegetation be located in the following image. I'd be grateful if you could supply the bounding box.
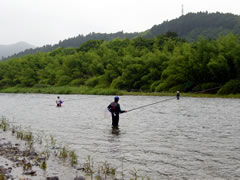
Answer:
[0,86,240,98]
[0,117,150,180]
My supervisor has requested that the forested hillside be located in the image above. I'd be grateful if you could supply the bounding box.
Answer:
[144,12,240,41]
[6,12,240,60]
[5,31,138,59]
[0,33,240,94]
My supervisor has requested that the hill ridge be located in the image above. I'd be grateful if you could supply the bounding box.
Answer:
[4,12,240,59]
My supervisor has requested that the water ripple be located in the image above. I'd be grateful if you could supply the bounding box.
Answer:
[0,94,239,179]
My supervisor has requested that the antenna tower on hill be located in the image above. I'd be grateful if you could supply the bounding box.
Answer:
[182,4,184,16]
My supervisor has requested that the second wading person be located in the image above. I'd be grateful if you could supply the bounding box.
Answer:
[107,96,127,129]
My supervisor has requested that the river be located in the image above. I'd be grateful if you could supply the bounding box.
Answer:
[0,93,239,179]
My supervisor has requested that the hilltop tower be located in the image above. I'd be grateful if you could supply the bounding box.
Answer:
[181,4,184,16]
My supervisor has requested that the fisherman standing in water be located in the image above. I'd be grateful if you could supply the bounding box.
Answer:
[56,96,63,107]
[176,91,180,100]
[108,96,127,129]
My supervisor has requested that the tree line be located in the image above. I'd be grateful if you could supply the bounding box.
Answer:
[0,32,240,94]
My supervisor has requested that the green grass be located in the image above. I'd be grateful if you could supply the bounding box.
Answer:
[0,86,240,98]
[0,86,123,95]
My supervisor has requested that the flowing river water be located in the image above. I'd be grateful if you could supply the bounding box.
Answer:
[0,93,239,179]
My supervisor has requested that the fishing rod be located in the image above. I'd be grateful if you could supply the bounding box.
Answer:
[52,95,102,107]
[191,81,240,94]
[126,81,240,113]
[63,95,100,102]
[127,97,176,112]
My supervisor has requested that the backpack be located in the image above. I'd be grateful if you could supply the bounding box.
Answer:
[108,102,118,113]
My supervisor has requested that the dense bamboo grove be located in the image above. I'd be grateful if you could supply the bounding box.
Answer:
[0,33,240,94]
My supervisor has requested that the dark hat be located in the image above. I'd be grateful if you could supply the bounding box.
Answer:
[114,96,119,101]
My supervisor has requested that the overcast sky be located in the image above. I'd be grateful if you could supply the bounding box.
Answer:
[0,0,239,47]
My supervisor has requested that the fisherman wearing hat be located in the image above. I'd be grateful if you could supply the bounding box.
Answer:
[107,96,127,129]
[176,91,180,100]
[56,96,63,107]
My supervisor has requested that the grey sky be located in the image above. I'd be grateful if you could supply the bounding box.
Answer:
[1,0,239,47]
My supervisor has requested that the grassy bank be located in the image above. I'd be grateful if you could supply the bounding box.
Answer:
[0,86,240,98]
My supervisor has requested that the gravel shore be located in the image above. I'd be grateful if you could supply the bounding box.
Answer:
[0,130,87,180]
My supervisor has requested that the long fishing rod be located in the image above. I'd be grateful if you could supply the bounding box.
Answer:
[64,95,100,102]
[127,97,176,112]
[126,81,240,113]
[191,81,240,94]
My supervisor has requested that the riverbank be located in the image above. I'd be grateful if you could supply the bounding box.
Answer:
[0,129,86,180]
[0,86,240,98]
[0,117,141,180]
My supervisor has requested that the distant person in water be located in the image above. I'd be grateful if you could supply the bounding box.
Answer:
[176,91,180,100]
[107,96,127,129]
[56,96,63,107]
